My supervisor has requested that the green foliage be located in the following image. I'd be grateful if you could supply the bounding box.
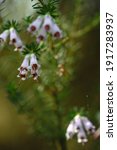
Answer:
[2,20,20,31]
[31,0,60,18]
[67,107,89,122]
[22,42,45,57]
[6,82,23,105]
[23,15,34,25]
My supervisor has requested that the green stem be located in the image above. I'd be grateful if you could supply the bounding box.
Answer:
[52,90,68,150]
[59,137,68,150]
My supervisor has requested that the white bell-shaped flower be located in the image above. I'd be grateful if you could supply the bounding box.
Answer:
[82,117,95,134]
[74,115,88,144]
[17,55,30,80]
[14,41,24,52]
[74,115,83,132]
[36,27,47,43]
[50,23,62,38]
[27,16,43,34]
[66,120,76,140]
[9,27,23,51]
[77,127,88,144]
[0,30,9,45]
[43,15,53,31]
[66,114,96,144]
[30,54,41,80]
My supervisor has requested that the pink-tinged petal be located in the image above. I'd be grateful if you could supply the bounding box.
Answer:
[0,30,9,44]
[50,23,62,39]
[17,55,30,80]
[10,28,23,50]
[82,117,96,134]
[36,27,47,43]
[27,16,43,34]
[30,54,41,80]
[43,15,53,31]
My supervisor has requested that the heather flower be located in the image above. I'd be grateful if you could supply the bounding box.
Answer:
[36,27,47,43]
[27,16,43,34]
[50,23,62,39]
[77,127,88,144]
[17,54,41,81]
[17,55,30,80]
[43,15,63,39]
[0,30,9,45]
[28,14,63,42]
[66,120,76,140]
[43,15,53,31]
[82,117,96,134]
[30,54,41,80]
[9,27,24,51]
[66,114,96,144]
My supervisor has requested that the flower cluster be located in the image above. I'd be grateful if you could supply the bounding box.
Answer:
[0,27,24,51]
[66,114,96,144]
[27,15,62,43]
[17,54,41,80]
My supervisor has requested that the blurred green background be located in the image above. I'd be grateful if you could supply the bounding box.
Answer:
[0,0,100,150]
